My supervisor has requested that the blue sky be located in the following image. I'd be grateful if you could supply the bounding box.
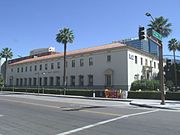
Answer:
[0,0,180,59]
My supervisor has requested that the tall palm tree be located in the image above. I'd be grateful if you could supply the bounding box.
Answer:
[56,28,74,87]
[147,15,172,105]
[0,48,13,85]
[147,16,172,38]
[168,38,180,91]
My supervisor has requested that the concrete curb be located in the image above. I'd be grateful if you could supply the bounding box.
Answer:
[0,91,132,102]
[130,102,177,110]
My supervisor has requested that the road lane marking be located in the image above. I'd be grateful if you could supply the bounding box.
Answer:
[56,109,159,135]
[0,98,61,109]
[80,110,121,116]
[0,114,3,117]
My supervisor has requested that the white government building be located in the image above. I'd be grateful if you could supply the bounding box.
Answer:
[6,42,159,90]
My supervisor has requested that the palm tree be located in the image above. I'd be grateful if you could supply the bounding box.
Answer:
[168,38,180,91]
[56,28,74,87]
[0,48,13,85]
[147,15,172,105]
[147,16,172,38]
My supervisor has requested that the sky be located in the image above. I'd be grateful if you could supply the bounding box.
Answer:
[0,0,180,60]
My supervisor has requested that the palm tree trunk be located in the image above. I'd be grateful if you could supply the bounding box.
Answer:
[63,42,67,87]
[4,57,8,86]
[173,51,177,91]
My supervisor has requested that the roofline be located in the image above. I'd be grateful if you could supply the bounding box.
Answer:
[9,43,159,66]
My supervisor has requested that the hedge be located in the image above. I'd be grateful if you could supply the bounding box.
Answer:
[0,87,96,97]
[128,91,180,100]
[128,91,161,99]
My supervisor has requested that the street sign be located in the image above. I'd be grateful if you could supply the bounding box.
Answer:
[152,30,162,41]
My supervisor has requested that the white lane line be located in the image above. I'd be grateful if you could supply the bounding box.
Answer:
[56,109,159,135]
[0,99,61,109]
[0,114,3,117]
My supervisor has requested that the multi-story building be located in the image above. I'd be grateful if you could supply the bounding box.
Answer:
[6,43,159,90]
[115,38,159,56]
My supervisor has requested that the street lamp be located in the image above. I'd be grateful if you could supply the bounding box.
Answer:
[36,72,45,94]
[145,12,165,105]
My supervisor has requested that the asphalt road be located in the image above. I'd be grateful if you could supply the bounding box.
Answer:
[0,94,180,135]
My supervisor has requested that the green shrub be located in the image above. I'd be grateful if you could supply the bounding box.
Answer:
[166,92,180,100]
[128,91,161,99]
[165,80,174,91]
[130,80,159,91]
[128,91,180,100]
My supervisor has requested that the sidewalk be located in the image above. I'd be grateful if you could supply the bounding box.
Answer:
[1,91,180,110]
[130,99,180,110]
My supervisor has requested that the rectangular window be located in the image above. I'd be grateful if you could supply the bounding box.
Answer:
[33,78,37,86]
[141,58,143,65]
[25,66,27,72]
[89,57,93,66]
[154,62,156,68]
[39,64,42,70]
[17,68,19,73]
[24,78,27,86]
[20,78,23,86]
[44,77,48,86]
[56,77,60,86]
[79,75,84,86]
[16,78,19,86]
[88,75,93,86]
[39,77,42,86]
[135,56,137,64]
[30,66,32,72]
[29,78,32,86]
[80,59,84,67]
[71,76,76,86]
[107,55,111,62]
[145,59,148,66]
[45,64,48,70]
[49,77,54,86]
[57,62,60,69]
[150,61,152,67]
[51,63,54,70]
[11,68,13,72]
[72,60,75,67]
[34,65,37,71]
[21,67,23,72]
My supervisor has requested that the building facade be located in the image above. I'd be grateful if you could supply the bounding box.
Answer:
[115,38,159,56]
[6,43,159,90]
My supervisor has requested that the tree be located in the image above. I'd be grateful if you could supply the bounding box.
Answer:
[0,48,13,85]
[168,38,180,91]
[147,16,172,105]
[56,28,74,87]
[147,16,172,38]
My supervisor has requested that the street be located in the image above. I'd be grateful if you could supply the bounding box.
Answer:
[0,94,180,135]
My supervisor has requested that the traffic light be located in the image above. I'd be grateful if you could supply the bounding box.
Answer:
[166,59,171,68]
[138,27,145,40]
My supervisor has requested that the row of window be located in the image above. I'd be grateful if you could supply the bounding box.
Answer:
[134,56,157,68]
[12,75,94,87]
[13,55,112,73]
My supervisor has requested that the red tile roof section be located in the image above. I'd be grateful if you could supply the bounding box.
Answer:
[10,43,126,65]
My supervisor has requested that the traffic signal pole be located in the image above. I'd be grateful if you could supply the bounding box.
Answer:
[159,44,165,105]
[147,36,165,105]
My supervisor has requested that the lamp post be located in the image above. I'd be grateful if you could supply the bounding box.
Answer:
[145,12,165,105]
[36,72,45,94]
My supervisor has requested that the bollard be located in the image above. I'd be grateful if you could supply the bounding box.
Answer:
[93,90,95,98]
